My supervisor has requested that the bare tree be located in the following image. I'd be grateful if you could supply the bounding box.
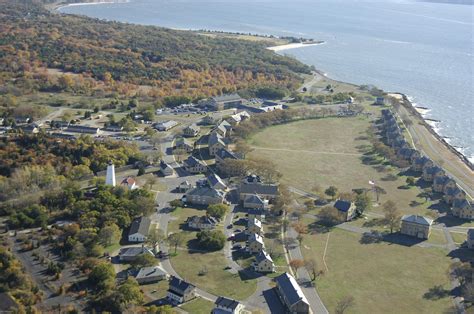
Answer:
[167,232,184,254]
[145,175,158,191]
[382,200,400,233]
[304,259,323,281]
[150,133,164,148]
[173,148,187,163]
[147,229,165,254]
[335,295,355,314]
[147,151,162,165]
[373,185,386,202]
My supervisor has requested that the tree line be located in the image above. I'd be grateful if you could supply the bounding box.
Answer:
[0,1,311,100]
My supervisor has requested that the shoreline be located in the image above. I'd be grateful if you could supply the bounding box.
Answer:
[53,0,129,12]
[267,41,325,52]
[393,93,474,171]
[50,1,474,172]
[309,70,473,171]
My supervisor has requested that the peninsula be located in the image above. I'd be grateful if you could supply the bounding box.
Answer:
[0,1,472,313]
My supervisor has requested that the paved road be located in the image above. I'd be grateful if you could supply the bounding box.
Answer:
[286,226,329,314]
[222,204,242,275]
[298,71,324,93]
[395,104,474,199]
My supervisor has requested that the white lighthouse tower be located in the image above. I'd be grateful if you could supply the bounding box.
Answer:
[105,162,116,187]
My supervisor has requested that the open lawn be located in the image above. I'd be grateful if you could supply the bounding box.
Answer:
[248,117,454,220]
[302,228,454,314]
[141,280,169,303]
[180,297,215,314]
[450,231,467,245]
[169,207,257,300]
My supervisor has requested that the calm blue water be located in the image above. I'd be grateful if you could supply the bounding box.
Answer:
[59,0,474,161]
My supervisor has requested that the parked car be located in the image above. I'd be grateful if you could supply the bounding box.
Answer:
[227,224,233,229]
[232,244,242,250]
[234,229,242,233]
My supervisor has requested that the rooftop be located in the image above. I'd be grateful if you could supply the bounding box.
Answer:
[248,208,265,216]
[255,250,273,264]
[453,198,471,209]
[434,175,450,185]
[248,218,262,229]
[445,186,463,196]
[135,266,167,280]
[185,124,200,132]
[414,156,431,165]
[213,93,242,103]
[121,176,136,186]
[244,194,266,205]
[169,276,195,294]
[184,156,206,168]
[334,200,353,212]
[401,215,433,226]
[275,272,309,307]
[209,131,226,147]
[187,215,218,226]
[215,296,241,310]
[215,148,243,161]
[425,166,444,175]
[129,216,151,236]
[208,173,227,189]
[248,233,264,245]
[120,246,153,257]
[176,137,192,146]
[187,186,225,199]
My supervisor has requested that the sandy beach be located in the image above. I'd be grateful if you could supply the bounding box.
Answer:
[267,41,325,52]
[54,0,129,11]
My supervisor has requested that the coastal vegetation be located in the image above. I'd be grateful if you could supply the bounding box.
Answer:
[0,244,40,310]
[5,182,155,230]
[0,134,141,201]
[0,1,311,102]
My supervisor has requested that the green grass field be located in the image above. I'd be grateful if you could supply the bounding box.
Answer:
[247,117,462,313]
[303,228,454,314]
[249,117,442,217]
[180,297,215,314]
[169,207,257,300]
[450,231,467,245]
[141,280,169,303]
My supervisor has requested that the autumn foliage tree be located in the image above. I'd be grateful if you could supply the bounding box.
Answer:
[289,259,305,274]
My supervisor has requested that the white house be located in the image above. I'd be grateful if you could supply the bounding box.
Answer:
[135,266,169,284]
[246,218,263,236]
[121,177,138,190]
[246,233,265,254]
[213,296,244,314]
[128,217,151,242]
[167,277,196,304]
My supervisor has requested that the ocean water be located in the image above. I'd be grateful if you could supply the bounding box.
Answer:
[58,0,474,162]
